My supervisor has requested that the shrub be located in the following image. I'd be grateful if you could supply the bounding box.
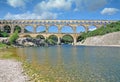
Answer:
[9,31,19,44]
[0,31,9,37]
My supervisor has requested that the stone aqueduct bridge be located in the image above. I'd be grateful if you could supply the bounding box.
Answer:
[0,20,116,45]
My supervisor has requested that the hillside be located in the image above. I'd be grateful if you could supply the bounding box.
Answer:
[77,31,120,46]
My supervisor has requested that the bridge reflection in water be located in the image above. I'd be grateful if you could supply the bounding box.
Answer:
[16,46,120,82]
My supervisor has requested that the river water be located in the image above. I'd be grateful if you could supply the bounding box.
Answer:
[16,45,120,82]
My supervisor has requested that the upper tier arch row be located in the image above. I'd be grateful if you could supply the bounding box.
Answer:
[0,20,117,34]
[0,20,116,25]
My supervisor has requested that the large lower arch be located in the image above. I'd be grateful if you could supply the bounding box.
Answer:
[14,25,21,33]
[61,35,74,44]
[76,26,86,33]
[3,25,11,33]
[61,26,73,33]
[24,26,34,33]
[36,26,46,33]
[36,35,45,39]
[48,25,58,33]
[47,35,58,45]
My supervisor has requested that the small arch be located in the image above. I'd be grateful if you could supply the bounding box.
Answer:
[61,26,73,33]
[48,35,58,42]
[3,25,11,33]
[24,26,34,33]
[76,26,86,33]
[36,26,46,33]
[48,25,58,33]
[36,35,45,39]
[47,35,58,45]
[88,25,97,31]
[14,25,21,33]
[61,35,74,44]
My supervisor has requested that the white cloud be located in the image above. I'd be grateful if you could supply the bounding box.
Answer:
[34,0,72,14]
[101,8,119,15]
[72,0,108,11]
[4,12,57,19]
[7,0,28,8]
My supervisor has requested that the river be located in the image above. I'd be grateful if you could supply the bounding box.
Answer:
[16,45,120,82]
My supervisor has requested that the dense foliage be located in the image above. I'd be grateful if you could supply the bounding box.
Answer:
[45,38,56,45]
[14,26,21,33]
[9,31,19,44]
[0,30,9,37]
[46,35,58,45]
[77,21,120,42]
[61,35,73,44]
[0,43,7,48]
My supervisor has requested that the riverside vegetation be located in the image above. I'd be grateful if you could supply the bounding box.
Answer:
[77,21,120,42]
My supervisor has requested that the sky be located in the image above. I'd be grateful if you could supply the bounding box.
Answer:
[0,0,120,20]
[0,0,120,33]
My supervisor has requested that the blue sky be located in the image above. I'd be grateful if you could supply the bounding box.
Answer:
[0,0,120,33]
[0,0,120,20]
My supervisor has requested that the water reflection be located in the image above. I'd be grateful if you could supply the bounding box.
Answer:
[16,46,120,82]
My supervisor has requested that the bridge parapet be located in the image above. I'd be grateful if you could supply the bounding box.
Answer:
[0,19,116,25]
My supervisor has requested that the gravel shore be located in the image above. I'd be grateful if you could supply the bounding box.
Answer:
[0,59,29,82]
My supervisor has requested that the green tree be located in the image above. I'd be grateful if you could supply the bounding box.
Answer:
[61,35,73,44]
[14,26,21,33]
[9,30,19,44]
[0,30,9,37]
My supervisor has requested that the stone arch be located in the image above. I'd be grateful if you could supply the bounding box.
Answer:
[48,25,58,33]
[3,25,11,33]
[47,35,58,45]
[48,35,58,42]
[24,25,34,33]
[61,34,74,44]
[14,25,21,33]
[61,25,73,33]
[76,25,86,33]
[88,25,97,31]
[36,26,46,33]
[36,35,45,39]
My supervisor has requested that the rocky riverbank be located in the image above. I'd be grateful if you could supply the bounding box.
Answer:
[0,37,49,47]
[0,59,29,82]
[77,31,120,47]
